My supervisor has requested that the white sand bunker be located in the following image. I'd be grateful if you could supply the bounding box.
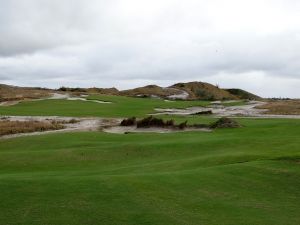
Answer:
[153,101,267,117]
[0,93,112,107]
[102,126,211,134]
[0,101,20,106]
[49,93,112,104]
[0,116,121,139]
[153,101,300,119]
[167,88,189,100]
[0,115,210,138]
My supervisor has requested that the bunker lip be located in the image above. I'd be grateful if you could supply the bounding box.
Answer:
[102,126,211,134]
[0,115,211,139]
[0,116,121,139]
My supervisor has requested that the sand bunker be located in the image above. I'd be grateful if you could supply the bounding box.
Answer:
[167,88,189,100]
[103,126,211,134]
[67,97,111,104]
[50,93,112,103]
[0,93,112,107]
[49,93,70,99]
[0,101,20,106]
[0,116,120,139]
[0,115,212,138]
[153,101,300,119]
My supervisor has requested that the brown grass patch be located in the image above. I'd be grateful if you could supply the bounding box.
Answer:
[120,85,181,98]
[0,84,51,102]
[0,120,65,136]
[257,100,300,115]
[171,82,239,100]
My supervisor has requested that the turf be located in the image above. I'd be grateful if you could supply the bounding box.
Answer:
[1,118,300,225]
[0,95,210,117]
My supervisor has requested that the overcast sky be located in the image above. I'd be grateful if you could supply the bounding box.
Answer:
[0,0,299,97]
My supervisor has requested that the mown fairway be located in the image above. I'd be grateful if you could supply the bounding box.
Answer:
[1,116,300,225]
[0,95,210,118]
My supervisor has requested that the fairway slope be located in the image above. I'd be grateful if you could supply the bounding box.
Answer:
[0,118,300,225]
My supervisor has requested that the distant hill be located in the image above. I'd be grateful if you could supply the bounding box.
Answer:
[1,81,261,102]
[225,88,262,100]
[170,82,238,100]
[119,85,181,98]
[87,87,119,95]
[58,86,119,95]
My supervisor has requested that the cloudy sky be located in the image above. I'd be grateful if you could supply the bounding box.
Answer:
[0,0,299,97]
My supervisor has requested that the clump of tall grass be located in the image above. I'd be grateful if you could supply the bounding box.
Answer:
[0,120,65,136]
[121,116,181,129]
[120,117,136,126]
[209,117,241,128]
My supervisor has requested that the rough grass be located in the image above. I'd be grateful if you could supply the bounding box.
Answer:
[257,100,300,115]
[119,85,181,98]
[221,100,248,107]
[0,118,300,225]
[171,82,238,100]
[0,84,51,102]
[0,120,64,136]
[225,88,262,100]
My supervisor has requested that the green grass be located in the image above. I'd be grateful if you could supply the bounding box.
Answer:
[0,95,210,118]
[221,100,247,107]
[1,118,300,225]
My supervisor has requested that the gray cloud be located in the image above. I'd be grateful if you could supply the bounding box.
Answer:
[0,0,300,97]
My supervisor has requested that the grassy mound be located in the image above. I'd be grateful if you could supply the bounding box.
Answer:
[171,82,238,100]
[120,85,181,98]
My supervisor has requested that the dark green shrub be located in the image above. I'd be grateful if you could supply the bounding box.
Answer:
[121,117,136,126]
